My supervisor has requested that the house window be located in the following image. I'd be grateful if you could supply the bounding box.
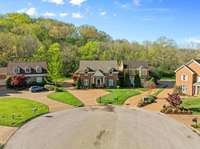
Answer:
[181,85,187,93]
[36,77,43,83]
[108,79,114,87]
[25,67,31,73]
[36,66,42,73]
[181,75,188,81]
[84,79,89,87]
[197,76,200,82]
[14,67,20,74]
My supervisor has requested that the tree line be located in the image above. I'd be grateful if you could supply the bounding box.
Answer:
[0,13,199,78]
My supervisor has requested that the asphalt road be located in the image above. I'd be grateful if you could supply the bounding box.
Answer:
[5,106,200,149]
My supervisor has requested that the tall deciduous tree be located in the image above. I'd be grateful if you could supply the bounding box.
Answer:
[47,43,63,84]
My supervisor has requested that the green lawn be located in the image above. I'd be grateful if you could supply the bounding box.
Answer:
[48,91,84,107]
[97,89,142,105]
[0,98,49,127]
[182,98,200,114]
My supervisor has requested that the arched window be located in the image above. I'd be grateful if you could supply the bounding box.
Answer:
[36,66,42,73]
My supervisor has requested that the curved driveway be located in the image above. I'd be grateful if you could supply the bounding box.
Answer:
[5,106,200,149]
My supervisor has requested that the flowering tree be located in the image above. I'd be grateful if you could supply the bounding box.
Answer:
[166,93,182,107]
[11,75,26,87]
[72,75,78,82]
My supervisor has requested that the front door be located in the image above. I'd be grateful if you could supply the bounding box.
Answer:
[97,79,101,87]
[95,77,104,88]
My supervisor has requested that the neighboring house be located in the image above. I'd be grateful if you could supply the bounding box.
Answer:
[175,59,200,96]
[0,67,7,91]
[7,62,47,85]
[119,60,150,86]
[74,61,119,88]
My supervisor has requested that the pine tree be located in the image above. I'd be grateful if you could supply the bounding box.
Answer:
[134,71,142,88]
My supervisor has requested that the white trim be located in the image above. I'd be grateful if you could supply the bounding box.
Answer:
[186,59,200,67]
[24,74,47,77]
[0,80,6,85]
[175,65,194,74]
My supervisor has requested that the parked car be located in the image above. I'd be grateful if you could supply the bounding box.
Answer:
[29,86,46,93]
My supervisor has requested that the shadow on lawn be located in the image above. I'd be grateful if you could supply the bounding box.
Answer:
[0,89,22,97]
[189,108,200,114]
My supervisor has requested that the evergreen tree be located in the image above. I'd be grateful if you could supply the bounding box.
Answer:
[134,71,142,88]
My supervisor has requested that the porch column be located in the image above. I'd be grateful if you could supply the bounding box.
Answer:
[196,85,198,96]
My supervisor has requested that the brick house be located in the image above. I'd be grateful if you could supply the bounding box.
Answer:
[74,61,119,88]
[175,59,200,96]
[0,62,47,89]
[119,60,150,86]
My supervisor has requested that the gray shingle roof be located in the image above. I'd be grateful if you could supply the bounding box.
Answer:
[77,60,118,73]
[123,60,149,69]
[7,61,47,75]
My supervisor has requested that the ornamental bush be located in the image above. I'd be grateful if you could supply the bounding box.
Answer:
[166,93,182,108]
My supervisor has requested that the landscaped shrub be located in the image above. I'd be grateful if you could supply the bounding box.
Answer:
[137,95,157,107]
[134,71,142,88]
[76,78,81,89]
[55,87,65,92]
[124,72,132,87]
[44,84,56,91]
[166,93,182,107]
[173,86,183,95]
[149,70,160,85]
[6,76,12,88]
[161,93,192,114]
[7,75,27,89]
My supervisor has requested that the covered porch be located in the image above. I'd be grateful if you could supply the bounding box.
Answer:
[193,82,200,96]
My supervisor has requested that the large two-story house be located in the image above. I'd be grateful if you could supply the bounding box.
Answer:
[119,60,150,86]
[74,61,119,88]
[175,59,200,96]
[0,62,47,89]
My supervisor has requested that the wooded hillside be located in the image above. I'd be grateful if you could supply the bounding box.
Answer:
[0,13,199,77]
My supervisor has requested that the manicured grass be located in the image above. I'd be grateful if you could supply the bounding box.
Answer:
[48,91,84,107]
[182,98,200,114]
[0,98,49,127]
[97,89,142,105]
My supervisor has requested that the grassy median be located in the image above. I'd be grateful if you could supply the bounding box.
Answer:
[48,91,84,107]
[97,89,142,105]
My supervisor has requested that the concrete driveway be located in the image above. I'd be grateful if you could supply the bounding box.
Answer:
[4,106,200,149]
[0,126,17,144]
[68,89,109,106]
